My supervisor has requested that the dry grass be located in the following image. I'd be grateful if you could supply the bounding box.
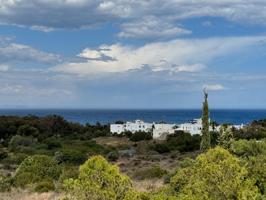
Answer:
[0,189,62,200]
[133,179,164,192]
[93,136,133,148]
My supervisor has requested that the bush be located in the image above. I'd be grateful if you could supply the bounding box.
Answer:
[8,135,36,151]
[64,155,132,200]
[151,143,171,154]
[54,149,87,165]
[0,148,8,160]
[230,139,266,157]
[133,165,168,180]
[14,155,61,187]
[130,131,152,142]
[107,151,119,162]
[0,173,12,192]
[246,155,266,195]
[17,125,39,137]
[34,179,55,193]
[166,132,201,152]
[171,147,260,199]
[59,166,79,184]
[45,138,62,150]
[151,132,201,153]
[2,152,28,165]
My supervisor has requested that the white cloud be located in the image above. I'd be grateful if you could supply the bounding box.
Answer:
[78,48,103,59]
[53,35,266,76]
[0,0,266,36]
[203,84,225,91]
[118,16,191,39]
[0,42,61,64]
[0,64,9,72]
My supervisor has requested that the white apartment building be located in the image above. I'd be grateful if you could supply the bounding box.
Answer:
[110,120,153,134]
[110,118,244,140]
[175,119,203,135]
[153,124,176,140]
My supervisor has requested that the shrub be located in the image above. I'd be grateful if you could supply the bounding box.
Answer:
[54,149,87,165]
[171,147,260,199]
[133,165,168,180]
[166,132,201,152]
[17,125,39,137]
[14,155,61,187]
[130,131,152,142]
[34,179,55,193]
[152,143,171,154]
[0,173,12,192]
[45,137,62,149]
[0,148,8,160]
[230,139,266,157]
[59,166,79,184]
[246,155,266,195]
[64,155,132,200]
[107,151,119,162]
[8,135,36,151]
[2,152,28,165]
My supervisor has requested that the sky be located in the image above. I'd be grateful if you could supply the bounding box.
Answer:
[0,0,266,109]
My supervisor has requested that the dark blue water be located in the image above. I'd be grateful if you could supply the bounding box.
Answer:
[0,109,266,125]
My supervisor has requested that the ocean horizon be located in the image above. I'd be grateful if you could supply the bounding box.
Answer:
[0,108,266,125]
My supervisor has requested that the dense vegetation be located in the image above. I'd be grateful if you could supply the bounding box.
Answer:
[0,115,266,199]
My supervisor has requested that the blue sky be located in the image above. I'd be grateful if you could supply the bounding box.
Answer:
[0,0,266,109]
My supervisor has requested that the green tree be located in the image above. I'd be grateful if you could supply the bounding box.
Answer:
[64,155,132,200]
[200,89,211,151]
[171,147,259,200]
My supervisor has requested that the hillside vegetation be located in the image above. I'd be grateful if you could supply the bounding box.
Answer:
[0,115,266,199]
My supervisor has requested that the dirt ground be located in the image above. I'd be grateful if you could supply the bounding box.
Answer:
[0,190,62,200]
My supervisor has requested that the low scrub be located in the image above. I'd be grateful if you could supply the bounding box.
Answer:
[230,139,266,157]
[14,155,61,187]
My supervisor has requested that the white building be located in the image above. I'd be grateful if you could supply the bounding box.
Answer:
[110,120,153,134]
[110,118,245,140]
[175,119,203,135]
[153,124,175,140]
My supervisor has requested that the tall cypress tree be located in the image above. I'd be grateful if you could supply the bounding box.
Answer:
[200,88,211,151]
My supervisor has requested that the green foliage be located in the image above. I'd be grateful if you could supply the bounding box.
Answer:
[34,179,55,193]
[218,125,234,149]
[233,119,266,140]
[171,147,260,200]
[167,132,201,152]
[246,155,266,195]
[17,124,40,137]
[14,155,61,187]
[0,173,12,192]
[133,165,167,180]
[230,139,266,157]
[64,155,132,200]
[2,152,28,165]
[44,137,62,149]
[200,91,211,151]
[59,166,79,184]
[0,148,8,160]
[129,131,152,142]
[151,132,201,153]
[8,135,36,151]
[54,149,87,165]
[107,151,119,161]
[151,143,171,153]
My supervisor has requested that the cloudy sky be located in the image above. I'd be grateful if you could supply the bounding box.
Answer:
[0,0,266,109]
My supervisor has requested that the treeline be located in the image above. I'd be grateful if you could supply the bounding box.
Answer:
[0,115,110,143]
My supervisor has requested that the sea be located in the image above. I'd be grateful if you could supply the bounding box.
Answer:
[0,109,266,125]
